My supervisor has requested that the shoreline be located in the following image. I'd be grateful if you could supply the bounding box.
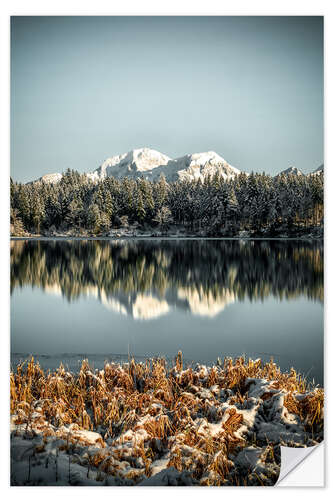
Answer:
[11,235,323,241]
[10,351,323,386]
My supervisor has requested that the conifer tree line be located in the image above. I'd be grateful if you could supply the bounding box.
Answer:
[10,169,323,236]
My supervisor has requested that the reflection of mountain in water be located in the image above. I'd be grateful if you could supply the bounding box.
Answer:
[177,287,235,317]
[11,239,323,320]
[101,291,170,319]
[99,287,235,319]
[43,283,235,319]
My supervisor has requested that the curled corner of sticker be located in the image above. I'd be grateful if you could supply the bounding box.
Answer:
[276,442,324,487]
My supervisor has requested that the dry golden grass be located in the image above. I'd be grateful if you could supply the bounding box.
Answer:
[10,353,324,486]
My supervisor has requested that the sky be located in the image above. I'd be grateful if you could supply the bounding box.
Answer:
[11,16,323,182]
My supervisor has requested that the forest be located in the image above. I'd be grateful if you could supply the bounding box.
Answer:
[10,169,324,237]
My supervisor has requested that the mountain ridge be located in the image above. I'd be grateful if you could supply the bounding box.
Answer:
[30,147,323,184]
[276,166,304,177]
[31,148,241,184]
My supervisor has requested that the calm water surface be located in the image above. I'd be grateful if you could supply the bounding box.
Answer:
[10,239,323,385]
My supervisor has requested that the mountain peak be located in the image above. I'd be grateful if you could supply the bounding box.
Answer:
[171,151,240,182]
[93,148,171,181]
[29,150,321,185]
[313,164,324,173]
[86,148,241,183]
[276,166,304,177]
[27,148,240,184]
[30,172,63,184]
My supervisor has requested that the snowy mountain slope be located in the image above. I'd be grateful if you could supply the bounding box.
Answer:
[88,148,240,183]
[276,164,324,178]
[29,148,323,184]
[89,148,172,181]
[309,164,324,176]
[157,151,241,182]
[30,148,241,184]
[30,173,63,184]
[275,166,304,177]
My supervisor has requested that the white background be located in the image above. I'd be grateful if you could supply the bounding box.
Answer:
[1,0,332,498]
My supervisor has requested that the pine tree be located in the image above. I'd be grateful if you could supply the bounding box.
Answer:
[153,206,173,233]
[66,198,84,231]
[87,204,101,234]
[10,207,26,236]
[30,188,45,234]
[139,179,155,219]
[227,187,240,223]
[104,191,114,223]
[136,191,146,224]
[155,174,168,210]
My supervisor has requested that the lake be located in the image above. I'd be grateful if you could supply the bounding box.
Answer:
[10,239,324,385]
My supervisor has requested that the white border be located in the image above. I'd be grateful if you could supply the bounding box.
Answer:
[1,1,332,498]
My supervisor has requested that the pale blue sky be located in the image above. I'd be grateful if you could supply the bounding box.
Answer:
[11,16,323,182]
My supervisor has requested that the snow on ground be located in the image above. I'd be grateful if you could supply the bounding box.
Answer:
[10,358,323,486]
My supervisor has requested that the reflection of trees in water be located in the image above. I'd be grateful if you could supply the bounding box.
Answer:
[10,240,323,306]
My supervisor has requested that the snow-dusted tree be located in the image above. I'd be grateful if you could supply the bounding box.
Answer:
[119,215,129,228]
[154,173,168,210]
[104,191,114,224]
[29,188,45,234]
[10,207,26,236]
[136,190,146,224]
[139,178,155,219]
[9,164,324,236]
[153,206,173,233]
[87,203,101,234]
[65,197,84,230]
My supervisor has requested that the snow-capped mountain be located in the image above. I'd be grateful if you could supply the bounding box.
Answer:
[276,164,324,177]
[158,151,241,183]
[310,164,324,176]
[32,173,63,184]
[88,148,241,183]
[30,149,323,184]
[276,166,304,177]
[88,148,172,182]
[31,148,241,184]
